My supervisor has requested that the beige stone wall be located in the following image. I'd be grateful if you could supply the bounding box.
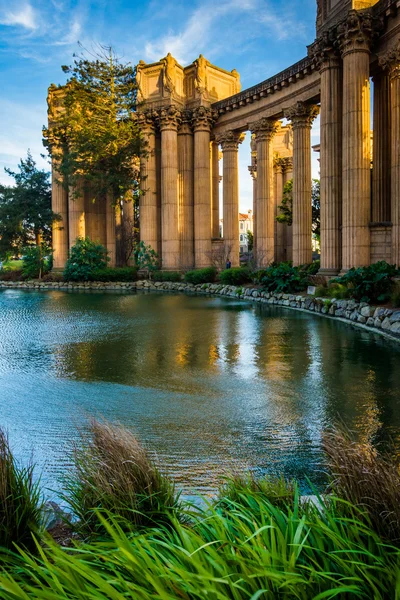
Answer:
[370,225,392,264]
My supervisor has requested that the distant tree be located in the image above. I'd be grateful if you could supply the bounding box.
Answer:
[0,151,58,258]
[246,230,254,251]
[276,178,320,239]
[43,44,145,208]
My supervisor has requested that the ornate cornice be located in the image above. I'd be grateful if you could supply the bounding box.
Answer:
[336,10,381,57]
[215,130,245,151]
[157,105,181,131]
[192,106,214,132]
[250,118,279,143]
[284,102,319,129]
[379,40,400,80]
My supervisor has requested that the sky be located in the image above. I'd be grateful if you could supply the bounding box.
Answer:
[0,0,320,210]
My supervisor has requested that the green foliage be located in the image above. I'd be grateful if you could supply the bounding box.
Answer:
[259,262,310,293]
[62,420,180,536]
[323,299,332,310]
[63,237,109,282]
[0,269,23,282]
[315,284,328,297]
[276,178,320,238]
[391,285,400,308]
[245,230,253,251]
[21,244,52,280]
[218,473,295,512]
[44,45,144,206]
[134,241,159,274]
[219,266,251,285]
[184,267,217,284]
[302,259,320,275]
[90,267,137,282]
[332,261,399,303]
[327,283,351,300]
[153,270,182,282]
[0,429,43,551]
[0,151,58,258]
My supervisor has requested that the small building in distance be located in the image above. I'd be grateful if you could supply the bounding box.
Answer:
[220,210,253,255]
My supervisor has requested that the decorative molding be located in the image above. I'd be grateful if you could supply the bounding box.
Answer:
[379,40,400,80]
[248,165,257,179]
[250,117,279,142]
[284,101,319,129]
[137,110,157,133]
[191,105,214,132]
[215,130,245,151]
[308,30,340,71]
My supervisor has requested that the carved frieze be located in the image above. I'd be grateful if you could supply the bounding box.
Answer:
[284,102,319,129]
[379,40,400,80]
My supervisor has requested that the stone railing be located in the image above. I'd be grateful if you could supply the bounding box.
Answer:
[212,56,315,114]
[1,279,399,341]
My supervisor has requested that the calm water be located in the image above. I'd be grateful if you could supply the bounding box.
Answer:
[0,288,400,498]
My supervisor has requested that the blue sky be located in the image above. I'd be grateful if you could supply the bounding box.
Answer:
[0,0,319,209]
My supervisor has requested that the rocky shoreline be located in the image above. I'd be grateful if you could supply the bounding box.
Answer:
[1,279,400,341]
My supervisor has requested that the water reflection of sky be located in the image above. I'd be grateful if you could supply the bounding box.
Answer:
[0,288,399,499]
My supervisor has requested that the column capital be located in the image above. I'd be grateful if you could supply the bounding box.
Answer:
[178,109,193,135]
[215,130,245,151]
[281,157,293,173]
[379,41,400,80]
[192,106,215,132]
[273,157,286,173]
[308,31,340,71]
[284,102,319,129]
[250,118,279,143]
[137,110,157,134]
[157,105,181,131]
[337,10,382,57]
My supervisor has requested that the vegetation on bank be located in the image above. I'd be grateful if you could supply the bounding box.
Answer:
[1,421,400,597]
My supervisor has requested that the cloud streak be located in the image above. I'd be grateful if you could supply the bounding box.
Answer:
[0,3,36,30]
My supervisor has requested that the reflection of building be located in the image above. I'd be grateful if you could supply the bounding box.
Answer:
[220,210,254,254]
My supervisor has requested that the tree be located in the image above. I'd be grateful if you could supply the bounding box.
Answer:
[0,151,58,258]
[276,178,320,239]
[43,44,145,208]
[246,230,254,251]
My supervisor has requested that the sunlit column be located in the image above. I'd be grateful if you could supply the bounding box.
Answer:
[51,161,69,268]
[139,111,159,254]
[178,111,194,269]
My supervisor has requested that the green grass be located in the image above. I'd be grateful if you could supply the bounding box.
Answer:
[2,260,23,271]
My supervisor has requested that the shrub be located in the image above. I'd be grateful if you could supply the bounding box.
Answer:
[184,267,217,284]
[315,284,328,297]
[63,419,180,536]
[0,269,23,282]
[21,245,52,280]
[301,260,320,276]
[134,242,160,275]
[153,270,182,282]
[327,282,351,300]
[391,281,400,308]
[41,272,64,282]
[324,427,400,544]
[219,267,251,285]
[260,263,309,293]
[63,237,109,282]
[90,267,138,282]
[0,429,43,551]
[217,473,295,512]
[332,261,399,303]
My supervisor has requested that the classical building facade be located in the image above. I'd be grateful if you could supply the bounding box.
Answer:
[50,0,400,273]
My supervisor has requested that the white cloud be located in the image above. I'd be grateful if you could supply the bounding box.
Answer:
[53,19,82,46]
[0,3,36,30]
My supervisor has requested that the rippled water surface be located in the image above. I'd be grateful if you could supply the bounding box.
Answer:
[0,289,400,497]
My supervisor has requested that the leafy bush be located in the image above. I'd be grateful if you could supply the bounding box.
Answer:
[301,260,320,276]
[63,237,109,282]
[41,272,64,282]
[219,267,251,285]
[90,267,137,282]
[63,419,180,536]
[184,267,217,284]
[315,284,328,297]
[21,245,52,280]
[0,429,43,551]
[153,270,182,282]
[332,261,399,303]
[327,282,351,300]
[391,281,400,308]
[134,242,159,274]
[259,263,310,293]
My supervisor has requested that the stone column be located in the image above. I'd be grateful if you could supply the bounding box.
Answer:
[380,41,400,266]
[282,157,293,262]
[274,158,286,263]
[338,11,376,269]
[158,106,181,270]
[248,165,257,254]
[251,118,278,267]
[51,162,69,268]
[68,180,85,248]
[218,131,244,267]
[211,140,220,238]
[106,195,116,267]
[139,111,159,254]
[311,40,343,275]
[193,107,214,268]
[178,111,194,269]
[372,72,391,223]
[284,102,319,266]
